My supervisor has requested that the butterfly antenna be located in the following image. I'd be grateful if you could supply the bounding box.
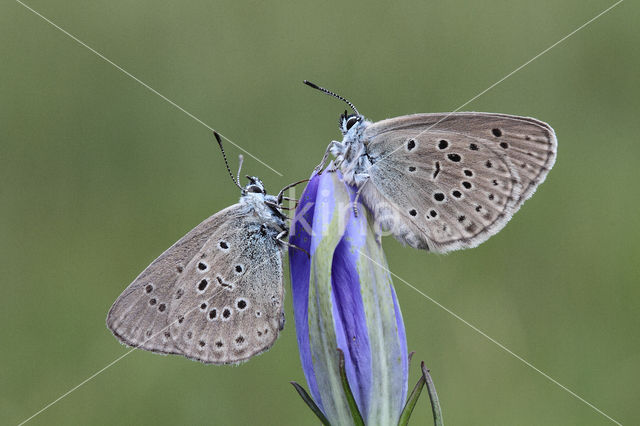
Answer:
[213,131,243,190]
[303,80,360,117]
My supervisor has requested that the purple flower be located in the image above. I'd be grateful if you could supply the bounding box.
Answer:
[289,171,409,424]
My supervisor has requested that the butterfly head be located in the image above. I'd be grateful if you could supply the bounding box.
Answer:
[240,176,288,225]
[339,110,364,135]
[243,176,266,196]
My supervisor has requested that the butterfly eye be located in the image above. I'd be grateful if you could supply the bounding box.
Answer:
[247,185,263,193]
[345,116,359,131]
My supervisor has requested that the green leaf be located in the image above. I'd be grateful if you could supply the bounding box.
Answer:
[397,362,444,426]
[290,381,331,426]
[397,367,426,425]
[337,349,365,426]
[422,363,444,426]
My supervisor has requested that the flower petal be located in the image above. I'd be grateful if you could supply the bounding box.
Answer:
[341,184,408,423]
[289,173,322,407]
[330,191,373,416]
[290,172,409,424]
[306,172,353,422]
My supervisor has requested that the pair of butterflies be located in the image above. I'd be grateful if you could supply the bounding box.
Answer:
[107,81,557,364]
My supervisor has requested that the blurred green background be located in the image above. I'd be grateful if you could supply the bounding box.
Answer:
[2,0,638,424]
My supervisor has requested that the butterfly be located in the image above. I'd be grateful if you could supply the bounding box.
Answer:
[305,81,557,253]
[107,132,305,364]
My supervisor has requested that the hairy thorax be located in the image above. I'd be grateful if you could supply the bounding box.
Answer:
[335,120,432,251]
[335,120,374,187]
[239,193,286,230]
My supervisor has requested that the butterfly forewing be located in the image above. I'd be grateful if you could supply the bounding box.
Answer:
[106,212,223,354]
[168,208,285,364]
[366,112,557,207]
[363,113,556,252]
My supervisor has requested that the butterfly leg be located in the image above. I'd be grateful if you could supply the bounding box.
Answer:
[265,200,295,211]
[351,179,369,217]
[275,230,310,259]
[340,143,365,183]
[318,141,348,175]
[327,158,342,173]
[314,141,340,175]
[281,197,299,210]
[328,144,350,174]
[281,197,300,210]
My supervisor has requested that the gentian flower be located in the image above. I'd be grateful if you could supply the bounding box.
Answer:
[288,171,410,424]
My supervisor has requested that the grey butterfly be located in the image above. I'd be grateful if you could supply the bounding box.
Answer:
[107,132,304,364]
[305,81,557,253]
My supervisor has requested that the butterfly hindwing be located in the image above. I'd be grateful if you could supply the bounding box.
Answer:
[108,203,285,364]
[168,206,285,365]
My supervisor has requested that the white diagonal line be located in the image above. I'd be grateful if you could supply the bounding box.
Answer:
[15,0,284,177]
[366,0,624,173]
[432,0,624,122]
[358,250,623,426]
[18,257,264,426]
[16,348,136,426]
[17,293,207,426]
[16,249,285,425]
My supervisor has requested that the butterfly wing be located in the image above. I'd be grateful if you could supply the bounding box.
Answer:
[106,209,227,354]
[168,209,285,364]
[362,112,556,252]
[107,203,285,365]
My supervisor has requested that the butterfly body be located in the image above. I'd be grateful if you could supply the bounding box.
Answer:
[325,110,557,253]
[107,176,289,365]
